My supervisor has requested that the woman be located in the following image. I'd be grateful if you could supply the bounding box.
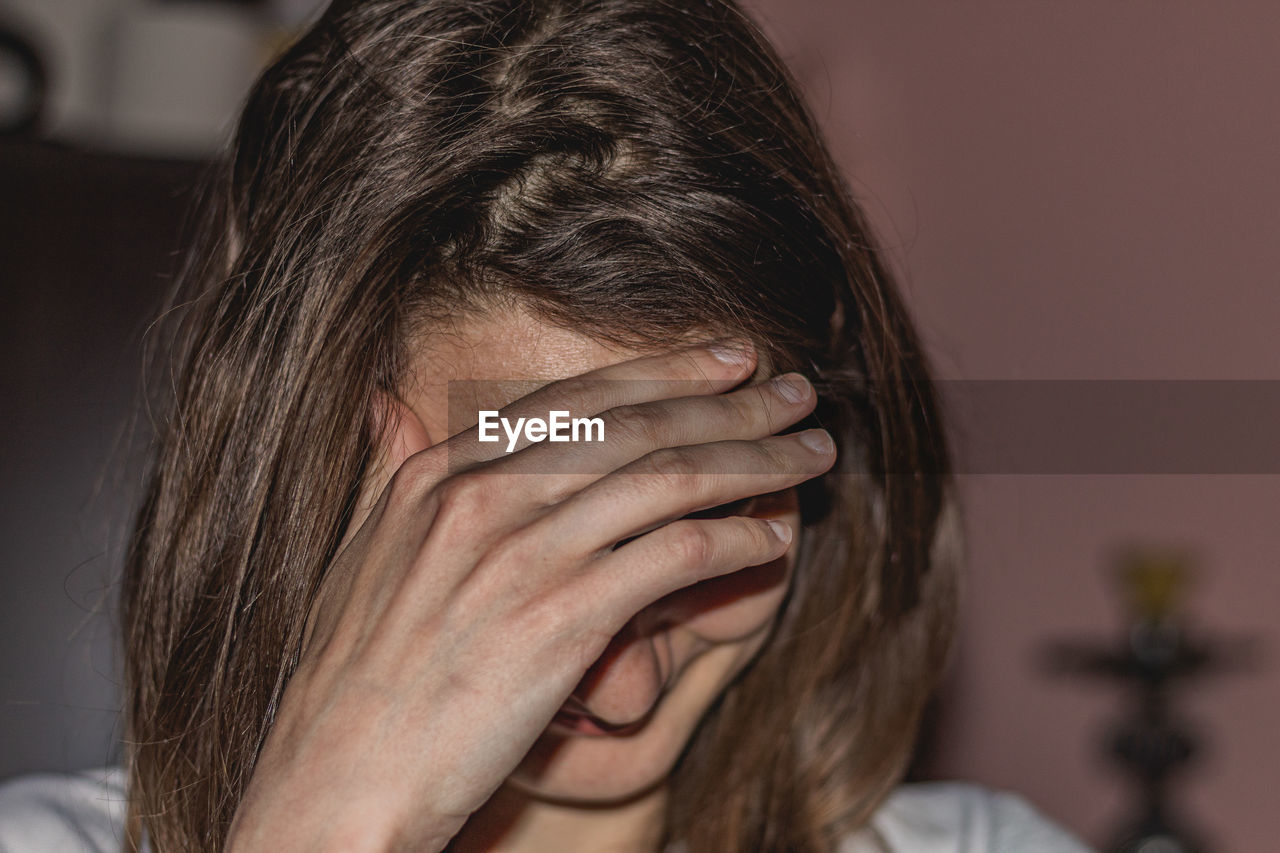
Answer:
[0,1,1090,851]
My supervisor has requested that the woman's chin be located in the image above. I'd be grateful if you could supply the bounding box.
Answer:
[504,720,682,805]
[505,640,764,805]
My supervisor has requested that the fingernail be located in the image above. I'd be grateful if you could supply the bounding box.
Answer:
[766,519,793,544]
[708,343,752,366]
[772,373,810,404]
[797,428,835,455]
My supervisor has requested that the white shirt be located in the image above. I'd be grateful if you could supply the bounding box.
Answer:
[0,766,1094,852]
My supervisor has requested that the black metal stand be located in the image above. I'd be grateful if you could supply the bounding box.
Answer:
[1043,547,1257,853]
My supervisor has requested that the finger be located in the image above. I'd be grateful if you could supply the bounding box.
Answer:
[473,372,819,504]
[440,342,758,470]
[536,427,836,558]
[574,514,794,630]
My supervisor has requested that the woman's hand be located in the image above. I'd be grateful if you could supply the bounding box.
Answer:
[224,345,836,853]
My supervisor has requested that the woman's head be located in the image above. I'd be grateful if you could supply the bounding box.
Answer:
[122,1,961,850]
[341,304,808,813]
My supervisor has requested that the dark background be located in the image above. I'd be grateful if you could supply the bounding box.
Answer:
[1,137,204,773]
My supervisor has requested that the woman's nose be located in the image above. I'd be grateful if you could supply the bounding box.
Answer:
[568,620,668,726]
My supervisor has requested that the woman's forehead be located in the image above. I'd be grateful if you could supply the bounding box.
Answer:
[401,302,652,437]
[399,301,771,438]
[408,302,648,386]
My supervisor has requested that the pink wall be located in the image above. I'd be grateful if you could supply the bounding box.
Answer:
[744,1,1280,849]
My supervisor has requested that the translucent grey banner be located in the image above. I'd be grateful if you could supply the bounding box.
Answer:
[444,379,1280,475]
[941,379,1280,474]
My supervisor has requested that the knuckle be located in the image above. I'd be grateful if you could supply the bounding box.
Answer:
[385,450,442,506]
[668,521,713,566]
[648,446,700,479]
[478,529,530,573]
[540,476,581,507]
[605,403,667,447]
[741,517,773,552]
[431,473,493,522]
[526,587,612,667]
[545,375,597,411]
[518,588,572,637]
[752,440,794,473]
[446,537,540,620]
[500,585,592,662]
[467,522,565,606]
[633,446,703,495]
[722,392,760,429]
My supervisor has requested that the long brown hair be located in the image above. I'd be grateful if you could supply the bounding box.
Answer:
[120,1,962,850]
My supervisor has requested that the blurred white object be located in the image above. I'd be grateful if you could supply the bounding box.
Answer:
[103,2,270,158]
[0,0,123,141]
[268,0,330,30]
[0,22,47,133]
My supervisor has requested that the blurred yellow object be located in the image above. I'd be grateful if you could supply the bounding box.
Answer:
[1115,545,1194,624]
